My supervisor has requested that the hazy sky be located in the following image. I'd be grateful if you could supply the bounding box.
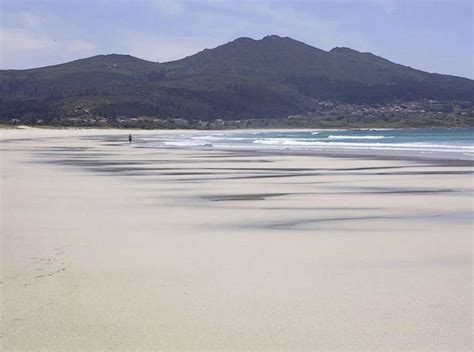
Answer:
[1,0,472,78]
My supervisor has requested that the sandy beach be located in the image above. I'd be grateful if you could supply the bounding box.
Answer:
[1,128,472,350]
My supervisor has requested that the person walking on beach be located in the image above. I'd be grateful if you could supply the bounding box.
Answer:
[128,134,132,143]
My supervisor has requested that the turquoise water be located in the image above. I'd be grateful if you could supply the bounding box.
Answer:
[139,128,474,159]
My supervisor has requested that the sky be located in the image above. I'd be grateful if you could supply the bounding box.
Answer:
[0,0,472,78]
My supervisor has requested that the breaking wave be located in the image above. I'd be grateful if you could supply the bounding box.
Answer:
[328,135,392,140]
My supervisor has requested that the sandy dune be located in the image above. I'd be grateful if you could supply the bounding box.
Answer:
[1,129,472,350]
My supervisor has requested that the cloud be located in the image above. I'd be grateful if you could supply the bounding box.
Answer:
[66,39,96,52]
[371,0,399,14]
[0,9,98,68]
[120,31,217,62]
[161,0,372,51]
[0,29,56,52]
[0,28,98,67]
[14,11,45,27]
[151,0,184,15]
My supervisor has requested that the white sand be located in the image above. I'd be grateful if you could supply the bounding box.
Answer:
[1,128,472,350]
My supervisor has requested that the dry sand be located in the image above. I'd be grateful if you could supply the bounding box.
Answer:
[1,128,472,350]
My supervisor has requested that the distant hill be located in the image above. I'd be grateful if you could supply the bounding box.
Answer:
[1,35,473,126]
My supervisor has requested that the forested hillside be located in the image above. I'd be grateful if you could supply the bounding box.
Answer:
[1,35,473,127]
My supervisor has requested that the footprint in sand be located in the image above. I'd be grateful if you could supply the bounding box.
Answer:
[30,245,70,280]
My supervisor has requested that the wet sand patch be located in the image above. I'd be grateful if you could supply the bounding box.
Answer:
[264,214,442,230]
[203,193,290,202]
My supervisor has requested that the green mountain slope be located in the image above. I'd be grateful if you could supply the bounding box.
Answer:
[1,35,473,125]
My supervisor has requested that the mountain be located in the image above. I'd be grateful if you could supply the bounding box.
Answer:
[1,35,473,126]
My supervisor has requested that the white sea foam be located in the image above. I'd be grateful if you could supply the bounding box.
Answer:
[328,135,391,140]
[191,135,247,141]
[163,140,212,147]
[253,138,321,146]
[251,138,474,153]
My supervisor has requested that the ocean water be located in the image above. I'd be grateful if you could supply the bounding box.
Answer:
[137,128,474,160]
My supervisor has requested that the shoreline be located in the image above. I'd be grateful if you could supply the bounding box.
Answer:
[4,127,472,162]
[163,145,474,164]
